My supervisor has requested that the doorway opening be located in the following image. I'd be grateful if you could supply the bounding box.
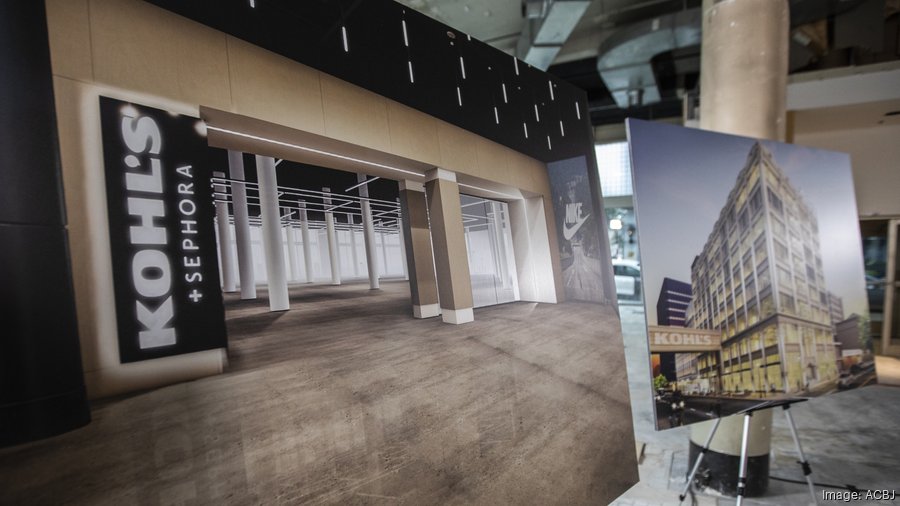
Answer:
[460,194,519,308]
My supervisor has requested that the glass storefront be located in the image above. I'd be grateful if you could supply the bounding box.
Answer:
[460,194,520,308]
[597,142,642,304]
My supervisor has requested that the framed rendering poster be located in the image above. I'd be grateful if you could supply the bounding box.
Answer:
[100,96,227,363]
[627,119,874,430]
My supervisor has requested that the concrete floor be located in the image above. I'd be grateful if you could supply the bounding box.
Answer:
[0,281,638,505]
[614,303,900,506]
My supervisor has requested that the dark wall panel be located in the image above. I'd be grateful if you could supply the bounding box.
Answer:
[0,1,66,226]
[143,0,596,164]
[0,1,90,447]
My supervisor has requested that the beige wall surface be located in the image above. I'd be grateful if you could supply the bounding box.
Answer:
[792,124,900,217]
[44,0,566,397]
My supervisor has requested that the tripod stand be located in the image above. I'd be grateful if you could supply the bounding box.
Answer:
[678,399,817,505]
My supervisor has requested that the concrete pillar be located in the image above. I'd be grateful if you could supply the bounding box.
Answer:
[299,201,313,283]
[228,150,256,300]
[699,0,789,141]
[347,213,359,277]
[213,171,237,292]
[358,175,380,290]
[284,207,299,282]
[399,181,440,318]
[424,169,474,324]
[256,155,289,311]
[690,0,789,497]
[397,198,409,281]
[323,187,341,285]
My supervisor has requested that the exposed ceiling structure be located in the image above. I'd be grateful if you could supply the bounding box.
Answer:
[398,0,900,126]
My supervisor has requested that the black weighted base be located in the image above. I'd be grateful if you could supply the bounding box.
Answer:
[0,387,91,448]
[688,441,769,497]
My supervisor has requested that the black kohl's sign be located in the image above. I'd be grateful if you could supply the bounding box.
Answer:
[100,97,226,363]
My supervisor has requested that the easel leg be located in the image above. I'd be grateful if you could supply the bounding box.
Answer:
[679,417,723,504]
[783,405,817,505]
[735,412,752,506]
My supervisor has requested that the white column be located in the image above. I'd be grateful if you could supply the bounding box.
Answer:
[213,171,237,292]
[348,213,360,277]
[299,200,313,283]
[358,175,380,290]
[256,155,289,311]
[228,150,256,300]
[379,222,389,275]
[397,198,409,281]
[323,187,341,285]
[284,207,300,282]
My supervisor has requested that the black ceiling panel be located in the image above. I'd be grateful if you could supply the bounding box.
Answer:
[143,0,594,163]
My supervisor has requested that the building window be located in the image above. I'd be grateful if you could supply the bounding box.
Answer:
[781,291,796,314]
[595,142,632,197]
[767,188,784,214]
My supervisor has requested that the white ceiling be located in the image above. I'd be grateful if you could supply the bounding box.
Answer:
[395,0,525,52]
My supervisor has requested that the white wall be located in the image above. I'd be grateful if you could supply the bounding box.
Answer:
[793,124,900,217]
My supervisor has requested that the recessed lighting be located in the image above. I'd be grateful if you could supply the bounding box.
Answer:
[458,183,518,200]
[205,126,421,177]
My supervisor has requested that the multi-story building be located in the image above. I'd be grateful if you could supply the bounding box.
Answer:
[828,291,845,327]
[658,278,692,327]
[684,142,838,396]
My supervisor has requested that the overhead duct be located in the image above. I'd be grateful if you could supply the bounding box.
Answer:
[596,8,701,109]
[517,0,592,70]
[593,0,871,110]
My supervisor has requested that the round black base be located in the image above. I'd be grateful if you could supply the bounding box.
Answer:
[688,441,769,497]
[0,387,91,448]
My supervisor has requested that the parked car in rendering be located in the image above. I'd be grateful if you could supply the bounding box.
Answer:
[612,259,641,300]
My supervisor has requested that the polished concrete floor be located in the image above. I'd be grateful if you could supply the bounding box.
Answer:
[0,281,638,505]
[614,304,900,506]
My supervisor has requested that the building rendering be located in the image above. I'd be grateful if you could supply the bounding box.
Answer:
[683,142,839,396]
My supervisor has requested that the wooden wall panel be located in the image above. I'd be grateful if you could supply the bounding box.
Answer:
[226,36,326,136]
[45,0,93,82]
[88,0,231,110]
[387,101,442,167]
[320,73,392,154]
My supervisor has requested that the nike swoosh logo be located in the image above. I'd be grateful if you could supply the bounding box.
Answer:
[563,213,590,241]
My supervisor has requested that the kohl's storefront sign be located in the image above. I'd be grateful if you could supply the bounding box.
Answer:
[648,326,721,353]
[100,97,226,363]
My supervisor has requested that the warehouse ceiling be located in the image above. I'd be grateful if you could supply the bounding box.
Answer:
[397,0,900,126]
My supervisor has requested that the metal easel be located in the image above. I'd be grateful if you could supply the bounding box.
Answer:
[678,399,817,505]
